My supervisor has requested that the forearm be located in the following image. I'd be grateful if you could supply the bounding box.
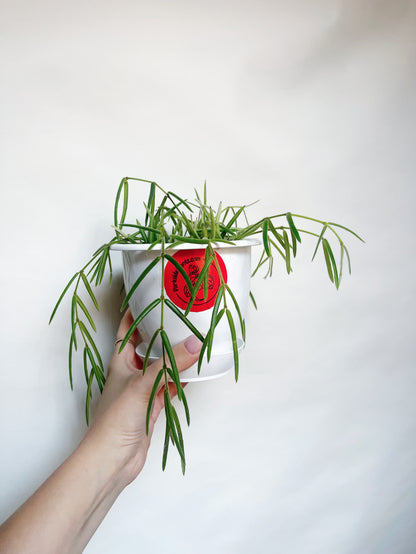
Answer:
[0,320,200,553]
[0,427,129,554]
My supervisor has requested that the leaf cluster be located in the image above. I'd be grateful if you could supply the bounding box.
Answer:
[50,176,364,472]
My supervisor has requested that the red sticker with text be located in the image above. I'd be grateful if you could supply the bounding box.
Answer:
[164,249,227,312]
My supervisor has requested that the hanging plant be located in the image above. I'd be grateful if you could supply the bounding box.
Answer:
[50,176,363,472]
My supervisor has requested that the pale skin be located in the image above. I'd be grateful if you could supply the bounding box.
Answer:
[0,310,202,554]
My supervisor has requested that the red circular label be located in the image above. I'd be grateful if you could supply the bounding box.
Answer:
[164,249,227,312]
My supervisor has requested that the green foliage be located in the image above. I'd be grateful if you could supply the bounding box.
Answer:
[50,176,364,472]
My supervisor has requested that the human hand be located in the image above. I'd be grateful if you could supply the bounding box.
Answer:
[84,309,202,485]
[0,310,202,554]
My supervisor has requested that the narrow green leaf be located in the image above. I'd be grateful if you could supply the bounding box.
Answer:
[108,252,113,286]
[92,246,111,287]
[266,255,274,278]
[68,335,74,391]
[328,222,365,242]
[165,203,186,221]
[215,308,225,326]
[197,333,210,375]
[167,410,185,468]
[71,294,78,350]
[146,369,164,434]
[167,191,194,213]
[181,388,190,426]
[185,250,212,315]
[290,229,297,257]
[75,295,97,332]
[94,247,109,287]
[85,346,105,392]
[85,369,94,425]
[226,309,239,382]
[343,244,352,274]
[339,242,344,281]
[162,418,170,471]
[165,299,204,342]
[114,176,126,228]
[207,287,224,359]
[155,195,168,221]
[78,320,104,370]
[286,212,301,242]
[221,206,231,224]
[251,250,269,278]
[212,285,224,317]
[249,290,258,310]
[283,230,291,274]
[214,201,222,233]
[163,254,194,298]
[211,238,237,245]
[91,243,107,258]
[267,223,286,255]
[113,226,137,243]
[143,328,161,374]
[164,391,184,460]
[262,219,271,256]
[208,307,225,362]
[120,179,129,228]
[181,213,200,238]
[323,239,339,289]
[322,239,334,283]
[148,238,162,250]
[170,235,210,245]
[209,206,216,240]
[202,247,212,301]
[86,254,102,279]
[312,224,328,261]
[166,367,177,386]
[83,346,89,383]
[169,237,235,248]
[226,205,245,229]
[145,181,156,227]
[234,220,262,240]
[224,284,245,341]
[49,272,79,324]
[160,330,182,400]
[219,223,237,238]
[123,221,159,239]
[80,272,99,311]
[121,256,161,311]
[91,254,103,287]
[194,185,202,203]
[119,299,161,352]
[170,403,186,474]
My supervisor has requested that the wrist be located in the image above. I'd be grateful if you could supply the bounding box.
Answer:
[81,413,144,491]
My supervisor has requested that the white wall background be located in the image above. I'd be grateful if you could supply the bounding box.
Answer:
[1,1,415,552]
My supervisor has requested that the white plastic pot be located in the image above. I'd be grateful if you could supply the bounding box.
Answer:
[111,239,258,381]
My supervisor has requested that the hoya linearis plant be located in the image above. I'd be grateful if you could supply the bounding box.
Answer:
[50,176,363,472]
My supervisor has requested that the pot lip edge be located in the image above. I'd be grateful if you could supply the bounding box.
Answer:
[110,238,261,251]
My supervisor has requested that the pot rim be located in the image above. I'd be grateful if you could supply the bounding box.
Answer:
[110,238,261,251]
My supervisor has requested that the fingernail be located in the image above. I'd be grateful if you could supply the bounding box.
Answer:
[184,335,203,354]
